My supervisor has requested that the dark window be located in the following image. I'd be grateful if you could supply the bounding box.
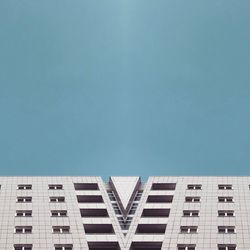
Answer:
[218,245,236,250]
[147,195,173,203]
[218,197,233,203]
[107,191,116,201]
[185,197,200,203]
[134,190,143,201]
[80,209,109,217]
[50,197,65,202]
[136,224,166,234]
[180,226,198,233]
[77,195,103,203]
[15,226,32,234]
[151,183,176,190]
[51,210,67,217]
[14,245,32,250]
[74,183,99,190]
[16,210,32,217]
[49,184,63,190]
[54,245,73,250]
[128,203,138,215]
[17,185,32,190]
[88,242,120,250]
[183,210,199,217]
[141,209,170,217]
[17,197,32,203]
[218,226,236,234]
[187,185,201,190]
[84,224,115,234]
[53,226,70,234]
[177,245,196,250]
[218,210,234,217]
[218,185,233,190]
[130,242,162,250]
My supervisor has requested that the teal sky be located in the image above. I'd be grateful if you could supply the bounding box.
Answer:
[0,1,250,179]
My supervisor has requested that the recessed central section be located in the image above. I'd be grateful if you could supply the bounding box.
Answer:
[109,176,141,218]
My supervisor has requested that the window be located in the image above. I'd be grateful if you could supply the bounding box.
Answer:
[218,184,233,190]
[218,226,236,234]
[112,203,122,215]
[134,190,143,201]
[118,216,133,230]
[218,197,233,203]
[187,184,201,190]
[177,244,196,250]
[14,245,32,250]
[51,210,67,217]
[74,183,99,190]
[15,226,32,234]
[180,226,198,233]
[49,184,63,190]
[50,196,65,202]
[16,210,32,217]
[128,203,138,215]
[17,185,32,190]
[16,197,32,203]
[54,245,73,250]
[107,190,116,201]
[183,210,199,217]
[151,183,176,190]
[185,197,200,203]
[218,210,234,217]
[53,226,70,234]
[218,244,236,250]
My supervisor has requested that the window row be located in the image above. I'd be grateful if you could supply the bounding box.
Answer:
[16,196,65,203]
[184,196,234,203]
[177,245,236,250]
[182,210,235,217]
[187,184,235,190]
[150,182,250,191]
[15,210,68,217]
[4,182,250,191]
[14,226,70,234]
[0,183,102,191]
[11,184,64,190]
[14,245,73,250]
[180,226,236,234]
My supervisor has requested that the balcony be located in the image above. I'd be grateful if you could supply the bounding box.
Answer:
[74,183,99,190]
[136,224,166,234]
[84,224,115,234]
[80,208,109,217]
[88,242,120,250]
[141,209,170,217]
[130,241,162,250]
[77,195,103,203]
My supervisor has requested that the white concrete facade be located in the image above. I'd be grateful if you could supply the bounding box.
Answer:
[0,176,250,249]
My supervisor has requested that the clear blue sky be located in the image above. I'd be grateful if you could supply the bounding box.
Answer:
[0,1,250,179]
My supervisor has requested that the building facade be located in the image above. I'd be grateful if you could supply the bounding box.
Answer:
[0,176,249,250]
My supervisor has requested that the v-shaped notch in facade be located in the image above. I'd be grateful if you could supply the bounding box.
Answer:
[110,176,141,217]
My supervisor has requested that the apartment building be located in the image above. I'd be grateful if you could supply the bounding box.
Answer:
[0,176,249,249]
